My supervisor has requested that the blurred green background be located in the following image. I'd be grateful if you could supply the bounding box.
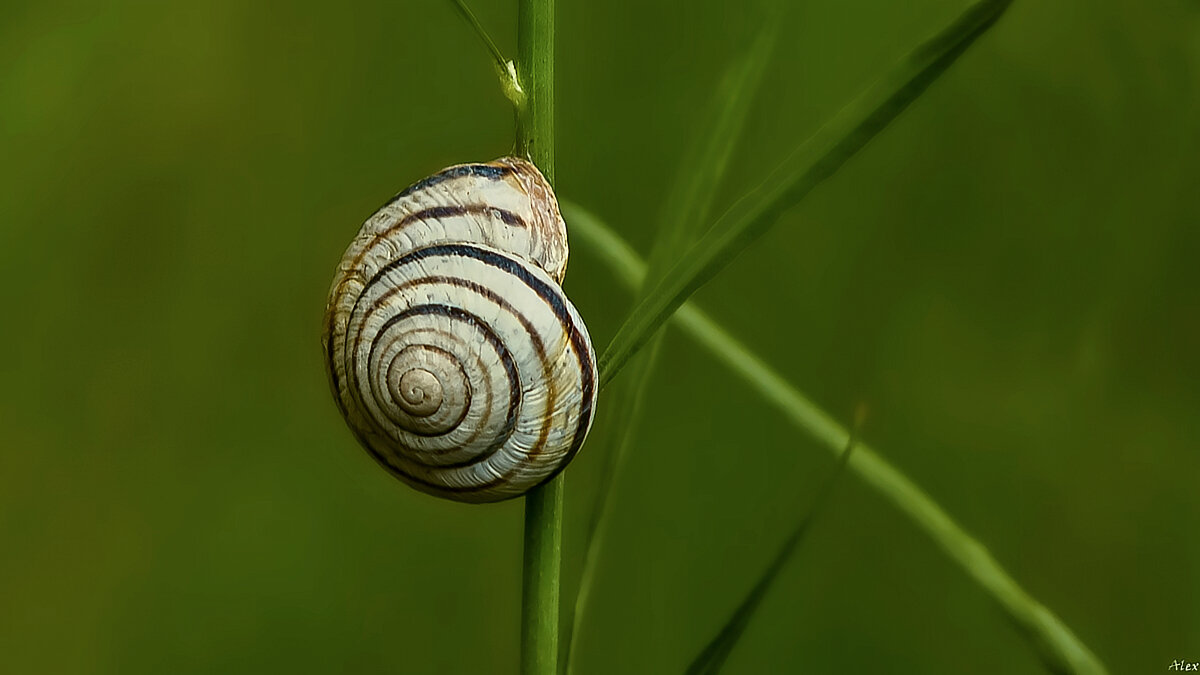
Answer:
[2,0,1197,672]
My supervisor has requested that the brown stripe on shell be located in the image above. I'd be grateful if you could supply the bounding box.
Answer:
[361,304,521,471]
[337,203,527,296]
[324,202,525,425]
[355,244,594,498]
[323,158,595,503]
[370,342,471,437]
[348,267,559,466]
[366,326,491,452]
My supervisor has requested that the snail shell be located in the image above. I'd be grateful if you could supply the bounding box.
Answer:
[323,157,598,503]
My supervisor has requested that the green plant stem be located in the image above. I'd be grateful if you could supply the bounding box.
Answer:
[522,477,562,675]
[516,1,559,675]
[562,200,1109,675]
[516,0,553,167]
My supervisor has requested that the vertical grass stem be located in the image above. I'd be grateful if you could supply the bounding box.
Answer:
[517,1,559,674]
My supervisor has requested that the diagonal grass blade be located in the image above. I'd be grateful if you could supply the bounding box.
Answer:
[562,200,1109,675]
[562,12,781,673]
[685,412,861,675]
[598,0,1015,387]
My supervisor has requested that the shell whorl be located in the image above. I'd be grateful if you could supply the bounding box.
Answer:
[323,157,598,503]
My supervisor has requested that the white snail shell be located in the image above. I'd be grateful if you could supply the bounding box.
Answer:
[323,157,598,503]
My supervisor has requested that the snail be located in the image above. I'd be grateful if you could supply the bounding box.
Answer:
[322,157,598,503]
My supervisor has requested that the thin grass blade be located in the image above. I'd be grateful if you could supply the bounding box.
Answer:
[646,4,782,268]
[562,200,1109,675]
[562,15,781,673]
[449,0,507,71]
[598,0,1014,387]
[686,415,860,675]
[447,0,524,108]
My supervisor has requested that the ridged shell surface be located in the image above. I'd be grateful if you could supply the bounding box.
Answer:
[323,157,597,502]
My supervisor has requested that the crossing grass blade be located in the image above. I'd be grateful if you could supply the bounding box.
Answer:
[685,411,862,675]
[561,13,780,673]
[597,0,1015,387]
[562,200,1109,675]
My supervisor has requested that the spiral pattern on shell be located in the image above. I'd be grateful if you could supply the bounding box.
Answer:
[323,157,598,502]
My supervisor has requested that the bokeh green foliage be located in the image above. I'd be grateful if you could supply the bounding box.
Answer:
[0,0,1197,673]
